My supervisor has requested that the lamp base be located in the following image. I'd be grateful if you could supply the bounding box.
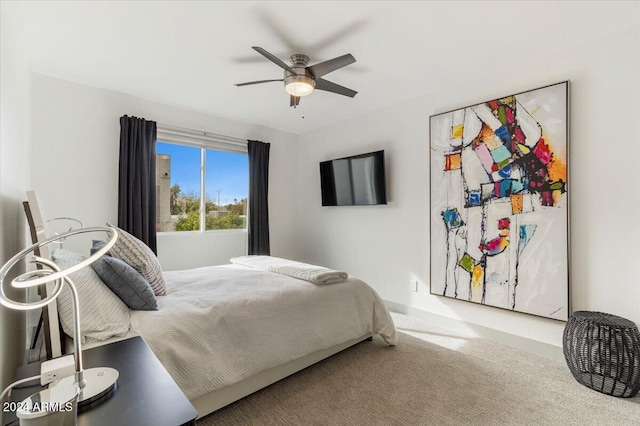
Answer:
[54,367,118,406]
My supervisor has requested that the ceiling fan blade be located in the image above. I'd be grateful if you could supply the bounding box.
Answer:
[309,20,367,52]
[256,10,303,53]
[252,46,294,73]
[290,95,301,108]
[306,54,356,79]
[235,79,283,87]
[314,78,358,98]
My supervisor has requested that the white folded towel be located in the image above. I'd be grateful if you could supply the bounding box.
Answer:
[230,255,349,285]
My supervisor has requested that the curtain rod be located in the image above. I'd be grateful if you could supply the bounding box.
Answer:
[157,124,248,147]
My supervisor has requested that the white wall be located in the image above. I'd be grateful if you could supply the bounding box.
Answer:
[30,74,299,269]
[0,2,30,388]
[157,231,247,271]
[296,28,640,348]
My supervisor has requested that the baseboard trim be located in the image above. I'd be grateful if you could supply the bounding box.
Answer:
[384,300,564,362]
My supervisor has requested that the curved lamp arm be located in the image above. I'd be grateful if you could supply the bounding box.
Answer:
[0,227,116,291]
[0,259,64,311]
[45,217,85,248]
[46,217,85,230]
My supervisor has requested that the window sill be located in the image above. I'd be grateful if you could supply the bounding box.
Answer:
[157,229,247,237]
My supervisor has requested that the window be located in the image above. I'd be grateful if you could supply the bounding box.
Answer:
[156,141,248,232]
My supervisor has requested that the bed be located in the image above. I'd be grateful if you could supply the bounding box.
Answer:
[25,192,397,419]
[72,263,396,417]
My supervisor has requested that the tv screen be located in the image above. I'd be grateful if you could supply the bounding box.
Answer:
[320,150,387,206]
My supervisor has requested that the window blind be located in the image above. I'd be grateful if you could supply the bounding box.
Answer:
[156,125,248,154]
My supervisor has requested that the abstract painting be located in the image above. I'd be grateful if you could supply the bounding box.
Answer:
[430,82,569,321]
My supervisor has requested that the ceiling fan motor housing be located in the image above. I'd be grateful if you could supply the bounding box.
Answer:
[284,54,315,95]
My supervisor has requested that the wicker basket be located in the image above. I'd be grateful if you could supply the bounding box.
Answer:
[563,311,640,397]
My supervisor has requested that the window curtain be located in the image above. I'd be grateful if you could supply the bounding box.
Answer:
[118,115,158,253]
[247,140,270,255]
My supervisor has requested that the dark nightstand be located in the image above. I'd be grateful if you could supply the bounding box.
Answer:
[4,336,197,426]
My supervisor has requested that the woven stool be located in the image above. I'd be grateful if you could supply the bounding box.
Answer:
[563,311,640,397]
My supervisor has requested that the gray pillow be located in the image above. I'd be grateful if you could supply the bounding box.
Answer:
[92,256,158,311]
[90,240,109,256]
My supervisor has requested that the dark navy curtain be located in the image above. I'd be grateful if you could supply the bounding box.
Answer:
[247,140,270,255]
[118,115,158,253]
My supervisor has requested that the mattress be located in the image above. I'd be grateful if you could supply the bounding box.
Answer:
[129,264,396,400]
[64,329,140,353]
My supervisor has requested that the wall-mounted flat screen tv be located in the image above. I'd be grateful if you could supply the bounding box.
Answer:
[320,150,387,206]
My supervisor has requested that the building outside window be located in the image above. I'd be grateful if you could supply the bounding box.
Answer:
[156,141,248,232]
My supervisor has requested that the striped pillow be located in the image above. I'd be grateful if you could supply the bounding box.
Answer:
[106,224,166,296]
[52,249,131,343]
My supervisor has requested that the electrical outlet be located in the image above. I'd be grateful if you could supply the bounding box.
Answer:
[411,280,418,292]
[41,354,75,385]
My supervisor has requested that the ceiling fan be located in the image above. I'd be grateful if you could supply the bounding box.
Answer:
[235,46,358,108]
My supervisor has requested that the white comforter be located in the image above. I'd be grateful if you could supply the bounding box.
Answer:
[130,264,396,400]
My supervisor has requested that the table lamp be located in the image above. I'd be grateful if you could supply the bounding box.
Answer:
[0,226,119,406]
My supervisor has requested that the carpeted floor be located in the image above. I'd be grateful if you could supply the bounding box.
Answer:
[197,313,640,425]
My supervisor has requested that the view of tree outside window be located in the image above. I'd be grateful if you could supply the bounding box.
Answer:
[156,141,248,232]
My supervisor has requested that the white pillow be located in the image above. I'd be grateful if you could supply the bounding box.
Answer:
[106,224,166,296]
[52,249,131,343]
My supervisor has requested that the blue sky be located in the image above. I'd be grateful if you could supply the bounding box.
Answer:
[157,142,248,204]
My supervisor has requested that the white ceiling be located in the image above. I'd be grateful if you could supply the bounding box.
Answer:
[17,1,639,134]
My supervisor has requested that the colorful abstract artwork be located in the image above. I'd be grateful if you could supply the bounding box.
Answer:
[430,82,569,321]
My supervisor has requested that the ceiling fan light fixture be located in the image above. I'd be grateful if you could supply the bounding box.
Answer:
[237,47,357,106]
[284,75,315,97]
[286,82,314,97]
